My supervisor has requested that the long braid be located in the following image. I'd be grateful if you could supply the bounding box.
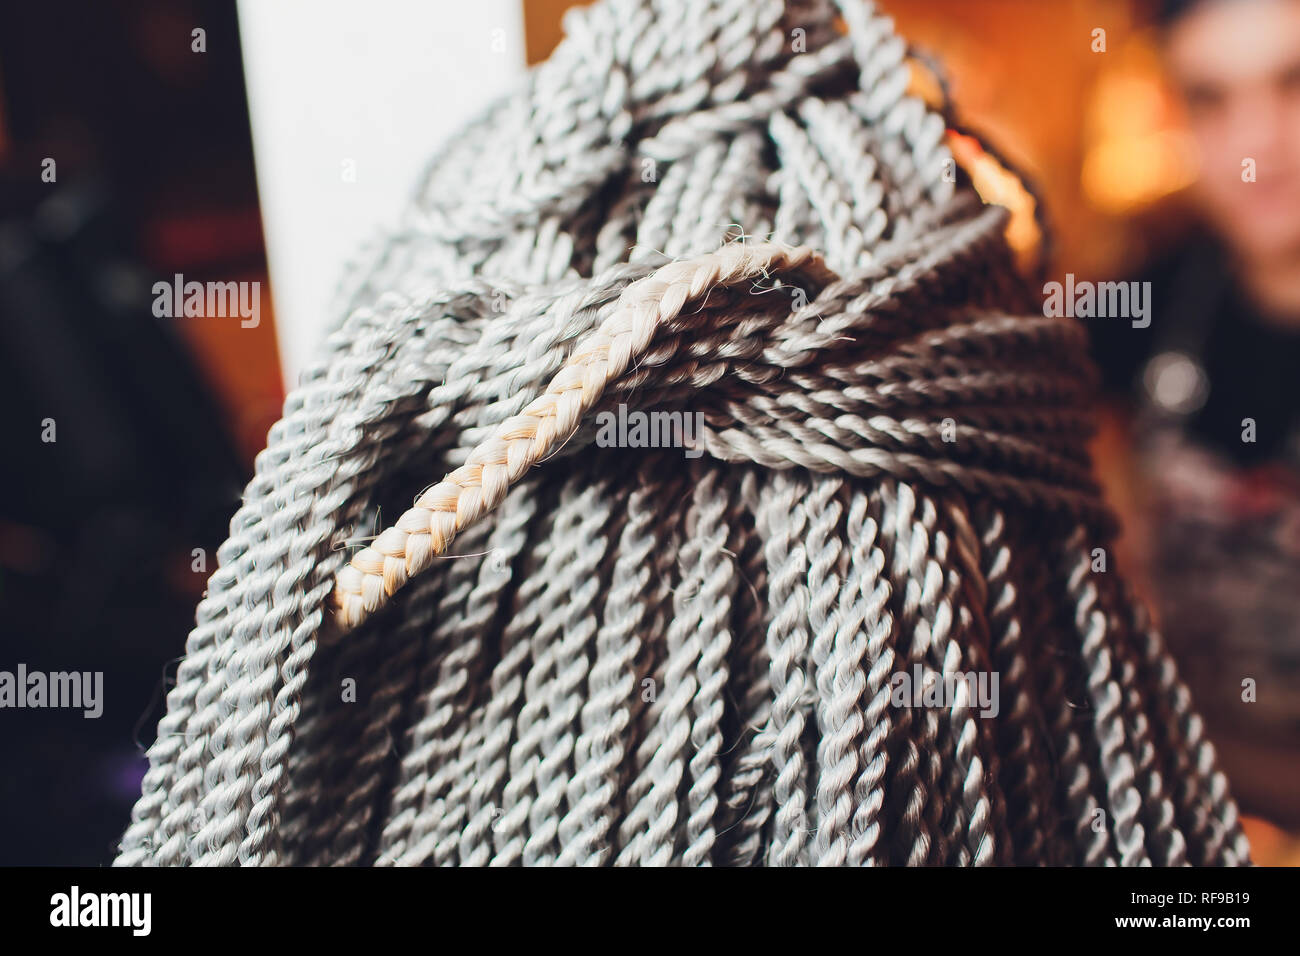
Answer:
[755,470,815,866]
[1060,526,1150,867]
[1090,567,1188,866]
[680,468,738,865]
[612,469,687,864]
[424,479,551,865]
[556,461,663,864]
[944,497,1014,865]
[845,489,896,865]
[1124,587,1251,865]
[523,473,621,865]
[715,470,778,866]
[975,506,1056,865]
[805,477,854,865]
[1021,530,1115,866]
[878,481,942,865]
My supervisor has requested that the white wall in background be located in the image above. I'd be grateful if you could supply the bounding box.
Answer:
[237,0,526,383]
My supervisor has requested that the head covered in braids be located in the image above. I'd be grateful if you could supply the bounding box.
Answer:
[117,0,1249,866]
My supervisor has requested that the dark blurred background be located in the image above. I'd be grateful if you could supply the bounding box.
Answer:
[0,0,277,865]
[0,0,1296,865]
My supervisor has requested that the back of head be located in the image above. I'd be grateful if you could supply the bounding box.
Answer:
[116,0,1248,867]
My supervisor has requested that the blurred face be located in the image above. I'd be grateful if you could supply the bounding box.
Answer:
[1166,0,1300,260]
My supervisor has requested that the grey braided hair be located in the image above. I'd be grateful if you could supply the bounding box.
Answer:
[116,0,1249,866]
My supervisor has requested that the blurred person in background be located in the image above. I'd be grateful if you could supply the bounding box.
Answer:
[1091,0,1300,834]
